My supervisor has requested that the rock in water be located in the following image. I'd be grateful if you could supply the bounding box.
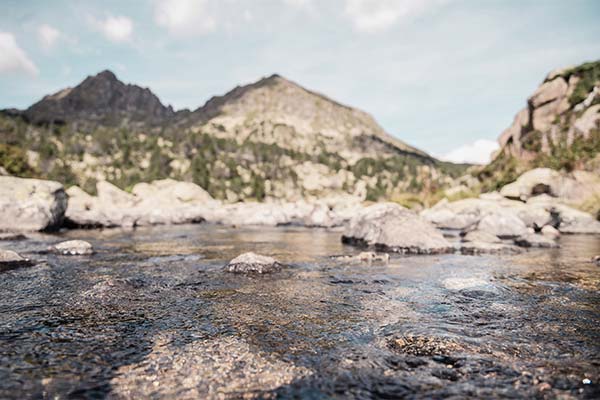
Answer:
[0,176,67,231]
[476,211,528,239]
[50,240,94,255]
[593,256,600,266]
[225,252,282,274]
[0,250,32,269]
[342,203,452,254]
[541,225,560,238]
[514,233,558,248]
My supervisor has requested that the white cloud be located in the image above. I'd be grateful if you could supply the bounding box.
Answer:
[0,32,38,76]
[154,0,216,36]
[344,0,447,33]
[440,139,499,165]
[93,15,134,43]
[37,24,60,50]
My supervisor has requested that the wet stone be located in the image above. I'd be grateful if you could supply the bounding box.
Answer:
[224,252,282,274]
[49,240,94,255]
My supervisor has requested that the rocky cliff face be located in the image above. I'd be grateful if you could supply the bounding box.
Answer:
[23,70,176,128]
[480,60,600,190]
[1,70,467,204]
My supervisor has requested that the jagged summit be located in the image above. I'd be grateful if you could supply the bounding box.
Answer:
[23,70,175,127]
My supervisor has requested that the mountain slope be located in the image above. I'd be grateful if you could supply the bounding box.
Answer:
[23,70,176,127]
[178,74,430,163]
[1,71,468,204]
[479,60,600,190]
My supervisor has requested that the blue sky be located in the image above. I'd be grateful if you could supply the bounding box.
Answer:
[1,0,599,163]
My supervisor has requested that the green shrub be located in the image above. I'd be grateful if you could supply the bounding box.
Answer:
[0,143,36,177]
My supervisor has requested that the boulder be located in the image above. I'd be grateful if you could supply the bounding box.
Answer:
[0,176,67,231]
[593,256,600,266]
[554,204,600,234]
[49,240,94,255]
[541,225,560,238]
[225,252,282,274]
[65,180,217,228]
[342,203,452,254]
[476,211,528,239]
[514,233,558,248]
[462,230,501,244]
[0,249,32,269]
[500,168,562,200]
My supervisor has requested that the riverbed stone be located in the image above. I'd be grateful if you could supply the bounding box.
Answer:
[476,211,528,239]
[225,252,282,274]
[0,176,67,231]
[49,240,94,255]
[343,203,452,254]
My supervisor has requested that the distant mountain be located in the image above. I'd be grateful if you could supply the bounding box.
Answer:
[1,70,468,204]
[479,60,600,190]
[179,74,430,162]
[23,70,176,127]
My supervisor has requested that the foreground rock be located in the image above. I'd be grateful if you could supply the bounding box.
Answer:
[593,256,600,266]
[0,250,33,269]
[225,252,282,274]
[49,240,94,255]
[342,203,452,254]
[0,176,67,231]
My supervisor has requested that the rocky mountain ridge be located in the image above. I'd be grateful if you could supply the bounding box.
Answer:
[1,70,468,204]
[23,70,177,128]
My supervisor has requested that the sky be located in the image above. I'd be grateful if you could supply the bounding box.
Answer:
[1,0,599,164]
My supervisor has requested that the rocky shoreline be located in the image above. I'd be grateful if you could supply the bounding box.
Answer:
[1,167,599,267]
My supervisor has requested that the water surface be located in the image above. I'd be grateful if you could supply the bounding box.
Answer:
[1,225,599,398]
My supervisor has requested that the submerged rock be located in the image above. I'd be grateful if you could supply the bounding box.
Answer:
[0,176,67,232]
[49,240,94,255]
[342,203,452,254]
[332,251,390,263]
[225,252,282,274]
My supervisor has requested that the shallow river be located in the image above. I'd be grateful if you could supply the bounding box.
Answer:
[1,225,599,399]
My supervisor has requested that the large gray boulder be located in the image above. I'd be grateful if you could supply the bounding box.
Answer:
[342,203,452,254]
[0,176,67,231]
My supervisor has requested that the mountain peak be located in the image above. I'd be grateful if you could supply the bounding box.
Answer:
[24,70,173,127]
[95,69,118,81]
[185,73,427,161]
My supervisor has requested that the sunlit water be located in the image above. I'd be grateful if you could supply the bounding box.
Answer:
[1,225,599,399]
